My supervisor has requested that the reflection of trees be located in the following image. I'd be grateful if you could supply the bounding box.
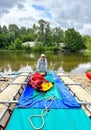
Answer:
[47,53,89,72]
[0,52,90,73]
[61,54,89,72]
[85,51,91,62]
[0,51,36,71]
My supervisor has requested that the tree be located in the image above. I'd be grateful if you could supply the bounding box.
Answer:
[83,35,91,50]
[8,32,15,43]
[33,24,38,34]
[8,24,20,39]
[22,33,34,42]
[45,22,52,46]
[14,38,22,50]
[20,27,27,35]
[2,25,8,33]
[0,19,88,52]
[64,28,85,52]
[0,25,3,34]
[38,19,46,43]
[52,27,64,46]
[0,33,11,48]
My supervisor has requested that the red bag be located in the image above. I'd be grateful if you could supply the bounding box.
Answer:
[29,72,48,92]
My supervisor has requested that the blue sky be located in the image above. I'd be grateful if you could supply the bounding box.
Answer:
[32,4,52,18]
[0,0,91,35]
[32,4,46,11]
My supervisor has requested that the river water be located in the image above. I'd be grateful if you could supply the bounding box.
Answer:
[0,51,91,74]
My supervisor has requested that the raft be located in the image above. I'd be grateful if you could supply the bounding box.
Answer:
[1,71,91,130]
[86,72,91,80]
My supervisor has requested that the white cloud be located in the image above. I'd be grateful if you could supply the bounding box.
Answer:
[79,23,91,35]
[0,0,91,35]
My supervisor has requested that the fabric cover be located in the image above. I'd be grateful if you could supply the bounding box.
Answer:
[17,72,80,108]
[6,108,91,130]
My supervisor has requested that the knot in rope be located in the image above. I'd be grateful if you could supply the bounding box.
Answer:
[28,96,56,130]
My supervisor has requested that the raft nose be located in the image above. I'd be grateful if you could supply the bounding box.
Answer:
[86,72,91,80]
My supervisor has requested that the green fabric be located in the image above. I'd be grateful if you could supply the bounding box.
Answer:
[44,72,54,82]
[6,108,91,130]
[33,83,62,99]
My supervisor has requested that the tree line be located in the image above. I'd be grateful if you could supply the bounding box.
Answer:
[0,19,90,52]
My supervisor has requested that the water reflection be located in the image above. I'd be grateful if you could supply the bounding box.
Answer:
[71,63,91,74]
[0,51,91,74]
[18,64,33,72]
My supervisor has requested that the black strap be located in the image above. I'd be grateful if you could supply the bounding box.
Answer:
[0,125,4,130]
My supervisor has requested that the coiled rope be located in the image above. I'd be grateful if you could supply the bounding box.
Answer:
[28,96,56,130]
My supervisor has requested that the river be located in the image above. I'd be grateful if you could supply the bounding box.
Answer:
[0,51,91,74]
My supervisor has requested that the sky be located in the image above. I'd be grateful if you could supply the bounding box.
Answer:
[0,0,91,35]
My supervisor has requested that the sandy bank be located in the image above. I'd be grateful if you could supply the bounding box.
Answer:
[68,73,91,91]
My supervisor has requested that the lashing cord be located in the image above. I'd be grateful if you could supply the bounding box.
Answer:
[28,96,56,130]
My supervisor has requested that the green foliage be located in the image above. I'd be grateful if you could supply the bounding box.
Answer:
[0,33,12,48]
[14,38,22,50]
[22,33,34,42]
[8,42,15,50]
[52,27,64,45]
[33,42,45,52]
[83,35,91,50]
[22,45,31,52]
[0,20,89,52]
[9,38,22,50]
[0,25,3,34]
[64,28,85,52]
[2,25,8,33]
[44,22,52,46]
[0,34,8,48]
[8,24,20,39]
[37,19,46,43]
[44,45,59,52]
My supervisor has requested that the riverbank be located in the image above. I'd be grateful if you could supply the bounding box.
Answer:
[68,73,91,91]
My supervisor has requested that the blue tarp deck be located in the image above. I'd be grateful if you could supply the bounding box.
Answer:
[17,72,80,109]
